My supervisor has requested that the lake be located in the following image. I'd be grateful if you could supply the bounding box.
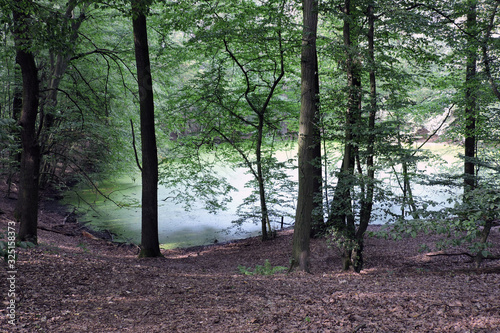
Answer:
[66,149,299,249]
[66,143,461,249]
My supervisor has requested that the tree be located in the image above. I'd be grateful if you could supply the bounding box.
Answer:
[13,0,40,243]
[6,0,93,242]
[326,0,365,271]
[371,0,500,267]
[159,0,300,241]
[131,0,162,257]
[38,0,88,187]
[322,0,435,271]
[464,0,478,192]
[291,0,321,272]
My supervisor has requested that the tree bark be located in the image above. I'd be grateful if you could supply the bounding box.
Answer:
[326,0,362,271]
[13,2,41,244]
[464,1,477,193]
[256,114,270,241]
[132,0,162,258]
[353,2,377,273]
[291,0,320,272]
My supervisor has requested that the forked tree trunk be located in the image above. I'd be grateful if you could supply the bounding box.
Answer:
[13,4,41,244]
[132,0,162,258]
[327,0,361,271]
[291,0,321,272]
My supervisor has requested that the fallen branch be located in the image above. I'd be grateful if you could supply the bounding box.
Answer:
[38,225,76,237]
[426,251,500,260]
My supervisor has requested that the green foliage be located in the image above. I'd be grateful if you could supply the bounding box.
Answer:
[0,118,20,174]
[158,147,236,214]
[237,259,287,276]
[378,178,499,257]
[154,0,301,232]
[234,148,297,225]
[1,0,499,261]
[326,227,359,254]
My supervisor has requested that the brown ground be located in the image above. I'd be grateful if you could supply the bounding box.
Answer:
[1,190,500,332]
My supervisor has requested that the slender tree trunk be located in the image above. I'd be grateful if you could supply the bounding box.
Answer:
[132,1,162,258]
[464,1,477,193]
[13,3,41,244]
[222,21,285,241]
[291,0,320,272]
[353,2,377,273]
[256,115,270,240]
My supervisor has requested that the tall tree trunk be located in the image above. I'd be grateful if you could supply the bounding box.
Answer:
[132,1,162,258]
[13,3,41,244]
[291,0,321,272]
[309,67,324,237]
[464,1,477,193]
[326,0,361,271]
[353,2,377,273]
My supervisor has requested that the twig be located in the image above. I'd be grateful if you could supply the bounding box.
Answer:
[414,103,454,153]
[130,119,142,172]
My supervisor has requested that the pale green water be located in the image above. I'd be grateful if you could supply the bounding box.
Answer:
[66,143,461,249]
[66,150,298,249]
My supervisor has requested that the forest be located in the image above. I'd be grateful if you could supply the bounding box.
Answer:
[1,0,500,331]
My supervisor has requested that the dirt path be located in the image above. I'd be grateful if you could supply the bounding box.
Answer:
[1,193,500,332]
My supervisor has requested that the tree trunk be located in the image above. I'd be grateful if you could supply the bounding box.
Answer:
[353,2,377,273]
[326,0,362,271]
[464,1,477,193]
[256,114,270,241]
[291,0,320,272]
[132,1,162,258]
[309,58,324,238]
[13,4,41,244]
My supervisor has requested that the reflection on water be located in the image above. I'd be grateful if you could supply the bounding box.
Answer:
[67,143,461,248]
[66,160,297,248]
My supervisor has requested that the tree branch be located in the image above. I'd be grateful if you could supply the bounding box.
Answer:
[130,119,142,172]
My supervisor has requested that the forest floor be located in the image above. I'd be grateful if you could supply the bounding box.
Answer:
[1,188,500,332]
